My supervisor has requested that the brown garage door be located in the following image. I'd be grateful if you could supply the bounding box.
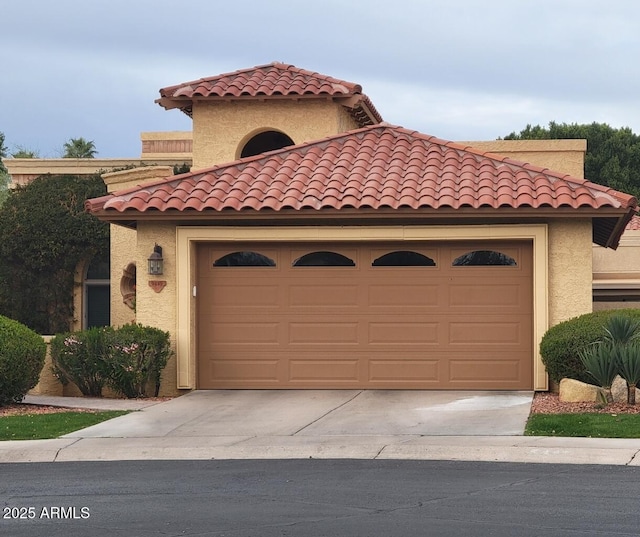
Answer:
[197,241,533,389]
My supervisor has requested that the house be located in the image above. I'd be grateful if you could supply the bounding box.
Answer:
[76,63,640,394]
[593,215,640,310]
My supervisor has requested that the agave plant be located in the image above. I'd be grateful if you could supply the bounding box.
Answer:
[603,314,640,345]
[578,341,619,404]
[616,341,640,404]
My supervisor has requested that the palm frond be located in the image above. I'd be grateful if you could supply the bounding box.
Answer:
[578,341,619,389]
[603,314,640,345]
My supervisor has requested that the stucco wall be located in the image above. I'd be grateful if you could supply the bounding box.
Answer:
[547,219,593,326]
[191,100,357,169]
[592,228,640,310]
[462,140,586,178]
[110,224,138,327]
[593,229,640,278]
[135,222,180,396]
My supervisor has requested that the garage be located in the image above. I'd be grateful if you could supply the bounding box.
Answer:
[197,240,533,390]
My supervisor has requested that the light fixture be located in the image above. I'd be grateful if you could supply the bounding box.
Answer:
[147,244,164,275]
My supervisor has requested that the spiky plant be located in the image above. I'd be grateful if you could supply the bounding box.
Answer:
[603,314,640,345]
[578,341,619,404]
[617,342,640,404]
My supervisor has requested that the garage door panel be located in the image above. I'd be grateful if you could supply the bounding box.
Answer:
[204,284,280,309]
[448,321,525,345]
[367,285,440,307]
[288,322,360,344]
[448,283,524,308]
[210,322,281,344]
[368,322,440,344]
[288,359,360,383]
[368,359,440,383]
[288,284,359,308]
[449,358,522,383]
[203,358,280,383]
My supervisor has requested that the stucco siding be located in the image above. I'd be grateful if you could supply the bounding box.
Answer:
[135,222,180,396]
[191,100,348,169]
[110,224,138,328]
[462,140,586,179]
[548,219,593,326]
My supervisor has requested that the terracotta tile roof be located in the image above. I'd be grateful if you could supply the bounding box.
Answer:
[86,124,637,248]
[626,214,640,230]
[156,62,382,127]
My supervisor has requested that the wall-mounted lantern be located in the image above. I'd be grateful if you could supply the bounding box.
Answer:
[147,244,164,275]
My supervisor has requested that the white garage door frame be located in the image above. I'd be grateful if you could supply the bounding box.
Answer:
[176,224,549,390]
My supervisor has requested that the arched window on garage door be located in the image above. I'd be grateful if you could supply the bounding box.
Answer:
[452,250,517,266]
[372,251,436,266]
[293,251,355,266]
[214,251,276,267]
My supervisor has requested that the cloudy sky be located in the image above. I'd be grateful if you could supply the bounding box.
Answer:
[2,0,639,158]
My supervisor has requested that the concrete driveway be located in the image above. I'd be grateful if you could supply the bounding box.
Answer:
[65,389,533,439]
[9,390,640,465]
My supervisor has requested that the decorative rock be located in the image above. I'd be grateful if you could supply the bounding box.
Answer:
[559,378,603,402]
[611,375,640,403]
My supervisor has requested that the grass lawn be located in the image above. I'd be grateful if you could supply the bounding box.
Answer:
[525,413,640,438]
[0,411,129,441]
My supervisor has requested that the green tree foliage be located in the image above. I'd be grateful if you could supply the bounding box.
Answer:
[11,145,39,158]
[62,137,97,158]
[0,174,109,334]
[504,122,640,199]
[0,131,7,162]
[0,132,8,206]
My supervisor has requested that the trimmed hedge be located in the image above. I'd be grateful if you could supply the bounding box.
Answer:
[0,315,46,405]
[540,309,640,384]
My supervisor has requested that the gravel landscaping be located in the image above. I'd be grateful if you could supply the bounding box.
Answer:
[531,391,640,414]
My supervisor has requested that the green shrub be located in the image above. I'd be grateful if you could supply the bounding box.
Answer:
[540,309,640,384]
[50,327,113,397]
[107,324,172,398]
[0,315,46,405]
[50,324,172,399]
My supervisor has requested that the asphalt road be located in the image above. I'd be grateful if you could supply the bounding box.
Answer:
[1,459,640,536]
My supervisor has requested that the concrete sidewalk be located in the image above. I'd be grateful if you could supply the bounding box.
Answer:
[2,391,640,466]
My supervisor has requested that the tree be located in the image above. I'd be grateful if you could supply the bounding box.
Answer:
[504,122,640,199]
[0,174,109,333]
[0,131,7,161]
[62,137,97,158]
[0,132,9,206]
[11,146,39,158]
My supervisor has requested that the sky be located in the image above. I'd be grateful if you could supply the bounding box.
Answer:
[1,0,639,158]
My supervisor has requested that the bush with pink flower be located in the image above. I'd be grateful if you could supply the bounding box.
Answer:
[51,324,171,398]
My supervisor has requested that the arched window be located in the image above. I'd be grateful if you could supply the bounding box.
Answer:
[240,131,294,158]
[214,251,276,267]
[452,250,517,266]
[293,251,355,267]
[372,251,436,266]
